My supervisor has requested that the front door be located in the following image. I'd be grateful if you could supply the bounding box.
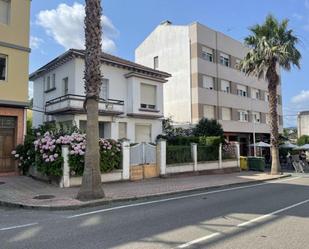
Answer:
[0,116,16,173]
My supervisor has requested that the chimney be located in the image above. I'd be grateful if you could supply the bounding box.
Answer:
[160,20,172,26]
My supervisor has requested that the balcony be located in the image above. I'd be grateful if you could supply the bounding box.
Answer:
[45,94,124,115]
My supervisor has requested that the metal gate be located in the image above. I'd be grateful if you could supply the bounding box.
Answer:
[130,142,156,165]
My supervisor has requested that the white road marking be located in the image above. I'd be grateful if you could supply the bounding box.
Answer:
[177,232,221,248]
[177,195,309,248]
[237,198,309,227]
[67,176,300,219]
[0,223,38,231]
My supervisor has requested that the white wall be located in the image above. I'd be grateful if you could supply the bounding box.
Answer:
[135,24,191,123]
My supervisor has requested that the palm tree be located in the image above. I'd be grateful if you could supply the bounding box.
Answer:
[77,0,104,200]
[239,15,301,175]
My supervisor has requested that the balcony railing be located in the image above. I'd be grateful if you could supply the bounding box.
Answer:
[45,94,124,115]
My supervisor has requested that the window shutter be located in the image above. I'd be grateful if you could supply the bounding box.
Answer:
[0,0,10,24]
[100,79,109,99]
[141,84,156,106]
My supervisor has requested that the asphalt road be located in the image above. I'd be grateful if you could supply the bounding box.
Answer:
[1,175,309,249]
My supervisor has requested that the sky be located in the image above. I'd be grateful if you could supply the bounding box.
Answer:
[29,0,309,127]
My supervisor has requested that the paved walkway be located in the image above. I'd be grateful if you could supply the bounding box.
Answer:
[0,172,290,210]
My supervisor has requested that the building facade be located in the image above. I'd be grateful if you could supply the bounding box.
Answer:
[0,0,30,173]
[30,49,170,143]
[297,111,309,138]
[135,21,283,155]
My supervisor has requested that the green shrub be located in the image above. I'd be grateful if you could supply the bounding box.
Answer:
[297,135,309,146]
[197,145,219,161]
[193,118,224,137]
[166,146,192,164]
[167,136,199,145]
[199,136,223,146]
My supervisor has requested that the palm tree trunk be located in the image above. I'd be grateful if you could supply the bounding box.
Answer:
[77,0,104,200]
[77,98,104,200]
[268,68,281,175]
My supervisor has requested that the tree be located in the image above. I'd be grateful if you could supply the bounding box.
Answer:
[193,118,224,137]
[239,15,301,175]
[77,0,104,200]
[297,135,309,146]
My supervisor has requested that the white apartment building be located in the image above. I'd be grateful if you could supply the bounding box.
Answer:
[135,21,283,154]
[297,111,309,138]
[30,49,170,143]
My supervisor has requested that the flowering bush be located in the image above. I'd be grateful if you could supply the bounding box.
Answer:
[12,124,122,178]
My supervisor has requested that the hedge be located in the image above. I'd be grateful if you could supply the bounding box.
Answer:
[166,145,192,164]
[197,145,219,162]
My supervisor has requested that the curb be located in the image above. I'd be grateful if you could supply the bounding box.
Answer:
[0,174,292,211]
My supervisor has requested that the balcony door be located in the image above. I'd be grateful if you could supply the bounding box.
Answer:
[0,116,16,173]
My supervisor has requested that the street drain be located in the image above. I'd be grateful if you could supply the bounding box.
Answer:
[33,195,55,200]
[0,182,5,185]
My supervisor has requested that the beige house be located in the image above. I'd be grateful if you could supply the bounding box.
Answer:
[135,21,283,155]
[0,0,30,173]
[297,111,309,138]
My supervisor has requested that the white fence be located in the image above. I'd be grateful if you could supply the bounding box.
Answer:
[59,140,240,188]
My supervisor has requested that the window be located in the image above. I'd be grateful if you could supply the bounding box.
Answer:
[100,78,109,100]
[221,80,230,93]
[0,0,10,25]
[238,110,248,122]
[203,105,215,120]
[118,122,127,139]
[202,75,214,90]
[266,114,270,125]
[52,74,56,88]
[202,46,213,62]
[235,59,241,70]
[153,56,159,69]
[220,52,230,67]
[63,77,69,95]
[222,107,231,120]
[140,83,156,109]
[46,76,51,90]
[0,54,7,81]
[265,93,269,102]
[237,85,247,97]
[252,112,261,123]
[252,88,260,100]
[135,124,152,143]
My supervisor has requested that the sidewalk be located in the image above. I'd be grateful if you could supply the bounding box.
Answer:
[0,172,291,210]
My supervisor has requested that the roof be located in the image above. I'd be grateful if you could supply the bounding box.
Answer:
[298,111,309,116]
[29,49,171,81]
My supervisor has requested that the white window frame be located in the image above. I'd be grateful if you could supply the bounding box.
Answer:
[238,110,248,122]
[153,56,159,69]
[202,75,214,90]
[140,83,157,110]
[0,54,8,82]
[0,0,11,25]
[100,78,109,100]
[63,77,69,95]
[237,85,247,97]
[221,80,230,93]
[220,52,230,67]
[203,105,215,120]
[252,88,260,100]
[252,112,261,123]
[222,107,232,121]
[202,46,213,62]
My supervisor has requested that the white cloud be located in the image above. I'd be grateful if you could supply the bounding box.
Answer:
[292,13,304,20]
[36,3,118,52]
[291,90,309,103]
[30,36,44,49]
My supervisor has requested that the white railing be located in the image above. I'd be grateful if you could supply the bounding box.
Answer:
[45,94,124,114]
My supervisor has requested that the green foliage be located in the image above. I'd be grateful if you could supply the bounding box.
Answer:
[166,136,199,146]
[193,118,224,138]
[197,145,219,162]
[166,146,192,164]
[99,141,122,173]
[297,135,309,146]
[199,136,223,146]
[36,153,63,177]
[239,15,301,79]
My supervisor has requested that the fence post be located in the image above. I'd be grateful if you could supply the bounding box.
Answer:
[60,145,70,188]
[236,142,240,168]
[219,143,222,169]
[122,140,130,180]
[157,139,166,176]
[191,143,198,171]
